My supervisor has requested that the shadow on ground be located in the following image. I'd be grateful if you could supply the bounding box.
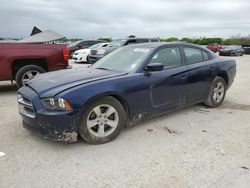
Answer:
[0,82,17,92]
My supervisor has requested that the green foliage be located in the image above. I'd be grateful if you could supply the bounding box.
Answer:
[159,36,250,45]
[160,37,179,42]
[221,36,250,45]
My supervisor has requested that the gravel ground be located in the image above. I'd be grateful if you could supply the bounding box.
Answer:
[0,57,250,188]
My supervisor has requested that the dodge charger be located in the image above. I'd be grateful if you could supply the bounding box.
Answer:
[18,42,236,144]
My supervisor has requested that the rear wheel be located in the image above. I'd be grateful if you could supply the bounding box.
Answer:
[79,96,126,144]
[204,77,226,107]
[15,65,46,88]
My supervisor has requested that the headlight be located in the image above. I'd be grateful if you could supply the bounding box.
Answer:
[96,49,106,55]
[41,98,73,111]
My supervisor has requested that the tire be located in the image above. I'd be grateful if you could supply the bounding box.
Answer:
[15,65,46,88]
[79,96,126,144]
[86,55,91,64]
[204,76,226,107]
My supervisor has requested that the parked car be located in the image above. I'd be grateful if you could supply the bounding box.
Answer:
[206,43,222,53]
[219,45,244,56]
[18,42,236,144]
[87,38,160,64]
[67,40,107,58]
[72,43,109,63]
[242,45,250,54]
[0,43,69,88]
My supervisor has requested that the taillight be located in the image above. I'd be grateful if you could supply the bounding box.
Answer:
[63,48,69,61]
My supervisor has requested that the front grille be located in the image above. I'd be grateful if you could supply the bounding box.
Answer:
[91,50,97,55]
[18,95,35,118]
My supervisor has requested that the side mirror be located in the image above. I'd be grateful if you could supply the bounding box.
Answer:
[145,63,164,72]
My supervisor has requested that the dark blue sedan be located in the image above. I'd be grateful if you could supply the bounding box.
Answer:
[18,42,236,144]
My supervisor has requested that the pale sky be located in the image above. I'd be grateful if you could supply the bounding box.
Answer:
[1,0,250,39]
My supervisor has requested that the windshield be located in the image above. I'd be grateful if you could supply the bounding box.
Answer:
[107,39,126,48]
[92,46,152,72]
[68,40,82,47]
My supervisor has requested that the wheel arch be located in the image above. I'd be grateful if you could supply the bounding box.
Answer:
[216,71,229,88]
[12,58,48,80]
[84,92,130,124]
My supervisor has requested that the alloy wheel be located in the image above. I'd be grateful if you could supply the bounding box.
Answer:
[87,104,119,137]
[213,81,225,103]
[22,70,40,84]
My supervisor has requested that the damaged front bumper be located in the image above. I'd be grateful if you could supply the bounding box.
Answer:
[22,111,79,143]
[18,87,79,143]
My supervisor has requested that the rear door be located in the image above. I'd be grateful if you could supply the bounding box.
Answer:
[142,46,188,111]
[182,46,215,104]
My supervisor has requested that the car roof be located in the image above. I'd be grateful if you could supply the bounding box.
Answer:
[127,42,204,49]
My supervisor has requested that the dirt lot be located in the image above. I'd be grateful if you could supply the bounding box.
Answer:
[0,57,250,188]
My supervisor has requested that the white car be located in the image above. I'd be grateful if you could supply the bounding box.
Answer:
[72,43,109,63]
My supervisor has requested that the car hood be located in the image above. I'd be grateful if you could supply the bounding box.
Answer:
[95,46,118,54]
[26,68,126,98]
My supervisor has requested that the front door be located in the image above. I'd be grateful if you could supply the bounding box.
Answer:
[142,46,188,111]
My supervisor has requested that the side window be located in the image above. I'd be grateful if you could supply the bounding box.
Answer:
[149,47,182,69]
[78,41,88,47]
[151,39,159,42]
[136,39,149,43]
[202,51,209,61]
[89,41,98,46]
[125,39,137,45]
[184,47,204,64]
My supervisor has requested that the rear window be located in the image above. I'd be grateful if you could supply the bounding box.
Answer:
[184,47,203,64]
[202,51,209,61]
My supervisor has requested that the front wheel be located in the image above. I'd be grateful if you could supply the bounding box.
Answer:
[15,65,46,88]
[79,96,126,144]
[204,77,226,107]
